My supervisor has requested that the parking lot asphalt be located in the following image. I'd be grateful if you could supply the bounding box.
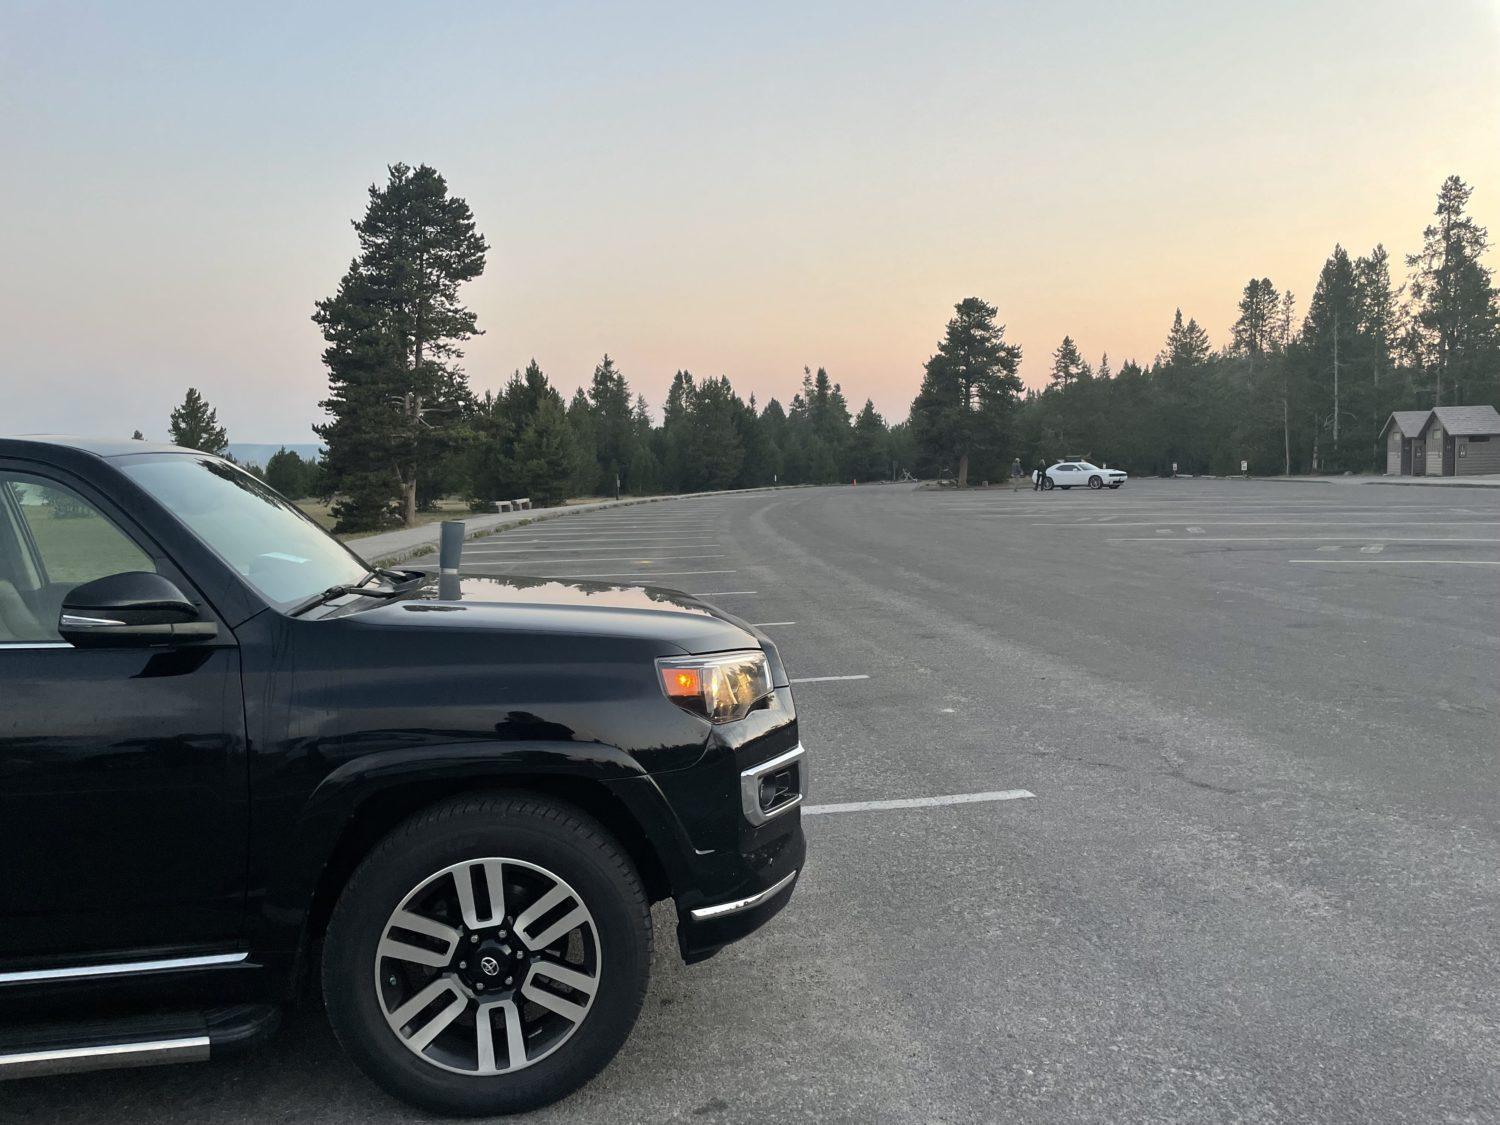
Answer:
[8,481,1497,1124]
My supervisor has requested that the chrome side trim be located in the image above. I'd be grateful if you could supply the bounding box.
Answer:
[0,952,248,985]
[0,642,72,650]
[689,869,799,922]
[740,743,806,826]
[59,614,125,628]
[0,1036,210,1080]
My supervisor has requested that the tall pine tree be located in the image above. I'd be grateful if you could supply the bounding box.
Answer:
[313,164,488,531]
[1405,175,1499,406]
[908,297,1023,485]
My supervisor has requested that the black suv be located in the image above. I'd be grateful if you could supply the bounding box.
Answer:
[0,437,805,1115]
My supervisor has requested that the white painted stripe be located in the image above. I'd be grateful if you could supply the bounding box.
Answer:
[472,554,728,566]
[804,790,1035,816]
[1289,559,1500,566]
[466,541,722,551]
[694,590,757,596]
[1104,543,1500,552]
[750,621,796,626]
[537,568,739,578]
[1039,520,1500,528]
[789,674,870,684]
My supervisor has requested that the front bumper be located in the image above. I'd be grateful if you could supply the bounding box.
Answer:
[670,732,806,963]
[607,689,807,962]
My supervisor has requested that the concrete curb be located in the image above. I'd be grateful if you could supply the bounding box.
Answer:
[346,485,809,566]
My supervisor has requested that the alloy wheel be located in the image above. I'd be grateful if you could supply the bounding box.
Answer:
[373,857,601,1076]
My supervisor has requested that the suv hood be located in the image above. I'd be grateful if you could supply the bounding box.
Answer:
[354,575,780,669]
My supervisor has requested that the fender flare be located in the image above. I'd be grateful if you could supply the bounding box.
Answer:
[255,740,694,963]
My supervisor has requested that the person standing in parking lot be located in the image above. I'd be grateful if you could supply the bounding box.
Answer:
[1033,460,1047,491]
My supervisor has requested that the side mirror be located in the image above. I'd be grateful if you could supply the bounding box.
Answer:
[59,571,217,647]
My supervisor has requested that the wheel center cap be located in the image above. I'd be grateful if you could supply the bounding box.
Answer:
[461,938,516,990]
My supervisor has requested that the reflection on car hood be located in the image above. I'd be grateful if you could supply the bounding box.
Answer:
[353,574,768,659]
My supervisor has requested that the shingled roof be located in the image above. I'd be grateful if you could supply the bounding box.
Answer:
[1379,410,1432,438]
[1428,405,1500,436]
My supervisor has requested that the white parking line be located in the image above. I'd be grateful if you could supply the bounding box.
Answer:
[750,621,796,626]
[1043,520,1500,529]
[789,674,870,684]
[1289,559,1500,566]
[1104,543,1500,549]
[538,568,739,578]
[467,539,722,550]
[804,790,1035,816]
[474,554,728,566]
[694,590,757,596]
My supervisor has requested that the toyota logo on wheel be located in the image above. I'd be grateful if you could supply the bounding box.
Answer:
[479,956,500,977]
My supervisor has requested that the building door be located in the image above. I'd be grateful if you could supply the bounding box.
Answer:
[1401,439,1412,474]
[1412,440,1425,475]
[1443,435,1457,476]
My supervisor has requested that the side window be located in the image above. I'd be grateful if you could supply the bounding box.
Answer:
[0,475,157,643]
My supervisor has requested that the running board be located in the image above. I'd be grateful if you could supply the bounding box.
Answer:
[0,1004,279,1081]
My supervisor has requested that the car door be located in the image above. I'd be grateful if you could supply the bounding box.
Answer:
[0,465,248,964]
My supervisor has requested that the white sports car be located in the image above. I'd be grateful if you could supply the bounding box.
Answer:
[1043,461,1127,490]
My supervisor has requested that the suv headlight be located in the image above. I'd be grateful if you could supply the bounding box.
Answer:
[656,651,773,723]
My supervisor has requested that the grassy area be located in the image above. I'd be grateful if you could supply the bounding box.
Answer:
[13,491,155,583]
[295,497,476,538]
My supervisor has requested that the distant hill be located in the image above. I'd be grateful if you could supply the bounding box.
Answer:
[229,443,323,467]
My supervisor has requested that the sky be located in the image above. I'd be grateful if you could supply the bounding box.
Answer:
[2,0,1498,442]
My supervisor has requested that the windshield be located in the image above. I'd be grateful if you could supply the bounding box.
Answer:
[119,454,371,608]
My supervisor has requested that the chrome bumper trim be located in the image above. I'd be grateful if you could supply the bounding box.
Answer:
[740,742,806,826]
[689,869,799,922]
[0,1035,210,1080]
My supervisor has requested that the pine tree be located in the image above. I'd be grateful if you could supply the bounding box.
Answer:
[847,399,891,480]
[1405,175,1499,406]
[265,447,311,498]
[626,394,660,494]
[660,371,697,490]
[1050,336,1087,387]
[167,388,229,455]
[313,164,488,531]
[679,376,744,489]
[1162,309,1212,367]
[565,388,599,496]
[131,429,145,440]
[1303,246,1362,467]
[1232,279,1279,364]
[511,394,577,507]
[587,355,635,494]
[908,297,1023,486]
[757,398,788,483]
[1355,245,1398,459]
[465,389,519,507]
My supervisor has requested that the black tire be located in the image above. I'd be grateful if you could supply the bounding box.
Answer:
[1088,475,1102,489]
[1042,478,1055,491]
[322,794,652,1117]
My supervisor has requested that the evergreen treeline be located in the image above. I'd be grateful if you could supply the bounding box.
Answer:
[309,165,910,532]
[300,165,1496,530]
[1013,176,1499,477]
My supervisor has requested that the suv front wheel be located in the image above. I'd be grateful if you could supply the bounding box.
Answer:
[322,793,652,1116]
